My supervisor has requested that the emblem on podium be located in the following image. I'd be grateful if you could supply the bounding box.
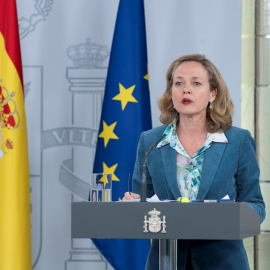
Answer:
[143,208,167,233]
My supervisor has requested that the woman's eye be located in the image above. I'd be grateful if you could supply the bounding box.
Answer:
[194,82,201,86]
[175,82,182,86]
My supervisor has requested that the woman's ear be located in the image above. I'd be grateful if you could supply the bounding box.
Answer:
[210,88,217,102]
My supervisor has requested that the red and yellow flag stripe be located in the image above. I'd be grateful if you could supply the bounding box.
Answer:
[0,0,32,269]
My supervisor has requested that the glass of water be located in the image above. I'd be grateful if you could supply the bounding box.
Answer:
[90,173,112,202]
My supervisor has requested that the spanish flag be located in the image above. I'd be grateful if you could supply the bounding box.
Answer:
[0,0,32,269]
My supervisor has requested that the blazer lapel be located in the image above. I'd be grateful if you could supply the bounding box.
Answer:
[160,145,181,199]
[197,142,227,199]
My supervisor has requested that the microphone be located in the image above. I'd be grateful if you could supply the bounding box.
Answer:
[140,133,167,202]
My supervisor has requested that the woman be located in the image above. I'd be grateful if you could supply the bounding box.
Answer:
[123,54,265,269]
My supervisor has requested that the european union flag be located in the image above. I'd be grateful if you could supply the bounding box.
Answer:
[92,0,151,269]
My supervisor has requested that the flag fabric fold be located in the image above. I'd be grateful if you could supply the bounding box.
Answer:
[0,0,32,269]
[92,0,151,269]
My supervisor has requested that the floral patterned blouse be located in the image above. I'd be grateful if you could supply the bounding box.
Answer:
[157,119,228,201]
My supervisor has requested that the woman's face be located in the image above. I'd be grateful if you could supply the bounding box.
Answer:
[171,61,216,119]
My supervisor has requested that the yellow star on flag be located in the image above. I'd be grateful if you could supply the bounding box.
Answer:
[144,64,149,80]
[112,83,138,110]
[98,121,119,147]
[98,175,110,187]
[102,162,120,182]
[144,73,149,80]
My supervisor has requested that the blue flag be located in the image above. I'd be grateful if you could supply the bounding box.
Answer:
[92,0,151,269]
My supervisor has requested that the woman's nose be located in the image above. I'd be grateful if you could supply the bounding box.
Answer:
[183,88,191,94]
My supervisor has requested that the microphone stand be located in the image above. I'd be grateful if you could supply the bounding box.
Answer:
[140,134,166,202]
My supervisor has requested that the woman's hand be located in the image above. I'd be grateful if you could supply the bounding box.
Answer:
[122,192,140,201]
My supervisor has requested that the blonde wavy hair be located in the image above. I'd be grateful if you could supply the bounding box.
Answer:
[158,54,234,133]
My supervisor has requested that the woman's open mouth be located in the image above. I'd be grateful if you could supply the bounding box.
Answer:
[182,98,192,105]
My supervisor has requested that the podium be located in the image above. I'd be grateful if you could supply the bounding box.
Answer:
[71,201,260,269]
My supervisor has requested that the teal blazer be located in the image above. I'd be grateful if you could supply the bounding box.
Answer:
[133,125,265,270]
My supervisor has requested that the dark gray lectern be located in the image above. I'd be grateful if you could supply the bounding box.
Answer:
[71,202,260,269]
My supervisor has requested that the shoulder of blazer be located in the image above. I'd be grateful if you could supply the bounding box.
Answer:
[142,125,167,146]
[143,125,167,136]
[224,126,253,146]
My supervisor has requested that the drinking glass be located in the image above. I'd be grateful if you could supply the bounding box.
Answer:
[90,173,112,202]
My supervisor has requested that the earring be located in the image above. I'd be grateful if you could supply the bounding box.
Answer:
[209,102,213,109]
